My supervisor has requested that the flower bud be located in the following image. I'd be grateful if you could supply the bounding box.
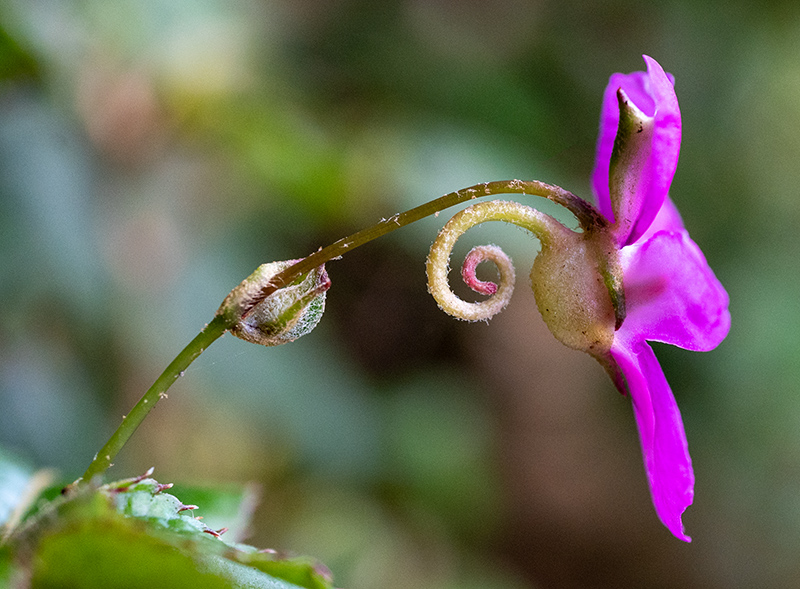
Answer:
[217,260,330,346]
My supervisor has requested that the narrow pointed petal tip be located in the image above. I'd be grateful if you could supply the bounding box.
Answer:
[591,56,681,245]
[611,338,695,542]
[625,56,681,244]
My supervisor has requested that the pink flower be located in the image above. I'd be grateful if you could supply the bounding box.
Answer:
[591,56,730,541]
[429,55,729,541]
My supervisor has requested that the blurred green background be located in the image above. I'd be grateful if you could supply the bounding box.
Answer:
[0,0,797,587]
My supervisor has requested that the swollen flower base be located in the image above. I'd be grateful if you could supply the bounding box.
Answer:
[426,55,730,541]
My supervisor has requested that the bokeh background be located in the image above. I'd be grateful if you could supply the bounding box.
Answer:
[1,1,797,587]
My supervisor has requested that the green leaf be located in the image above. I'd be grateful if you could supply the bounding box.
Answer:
[201,555,322,589]
[4,471,334,589]
[230,550,333,589]
[30,513,234,589]
[168,483,259,542]
[100,472,334,589]
[109,477,210,536]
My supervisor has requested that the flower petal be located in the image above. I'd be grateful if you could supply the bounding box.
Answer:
[610,336,694,542]
[590,56,681,244]
[626,56,682,245]
[620,229,730,351]
[637,195,685,241]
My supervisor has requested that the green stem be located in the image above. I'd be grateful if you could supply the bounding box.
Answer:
[241,179,603,317]
[79,178,602,484]
[79,315,231,484]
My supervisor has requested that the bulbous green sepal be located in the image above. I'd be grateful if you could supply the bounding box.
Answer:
[217,260,330,346]
[530,230,618,357]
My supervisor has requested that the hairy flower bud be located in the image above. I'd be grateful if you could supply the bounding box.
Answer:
[217,260,330,346]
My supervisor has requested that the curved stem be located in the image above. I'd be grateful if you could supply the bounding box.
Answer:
[426,200,574,321]
[78,314,231,484]
[78,179,601,484]
[241,180,603,318]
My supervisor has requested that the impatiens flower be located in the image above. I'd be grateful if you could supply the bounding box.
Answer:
[590,55,730,541]
[427,55,729,542]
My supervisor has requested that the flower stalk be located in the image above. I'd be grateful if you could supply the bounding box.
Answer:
[78,314,230,484]
[240,180,603,317]
[77,180,599,485]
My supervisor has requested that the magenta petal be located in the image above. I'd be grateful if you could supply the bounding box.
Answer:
[625,56,682,244]
[590,56,682,244]
[611,337,694,542]
[637,196,685,242]
[620,230,730,351]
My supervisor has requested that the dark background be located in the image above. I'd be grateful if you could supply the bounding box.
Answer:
[1,1,797,587]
